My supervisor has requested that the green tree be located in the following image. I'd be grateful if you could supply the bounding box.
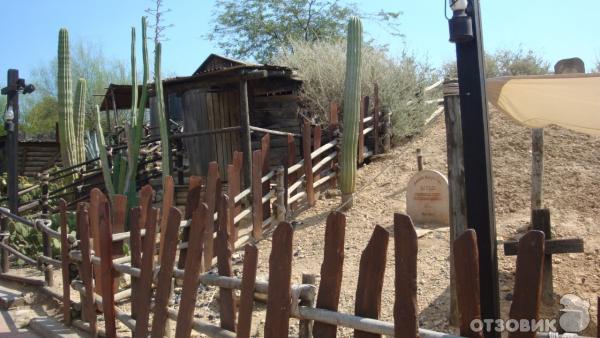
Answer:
[208,0,401,63]
[22,96,59,135]
[442,48,549,78]
[26,40,129,129]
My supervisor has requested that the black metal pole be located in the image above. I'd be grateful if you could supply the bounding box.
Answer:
[452,0,500,335]
[5,70,19,215]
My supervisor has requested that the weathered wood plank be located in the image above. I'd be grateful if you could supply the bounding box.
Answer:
[531,128,544,215]
[227,164,239,246]
[178,176,203,269]
[354,225,389,338]
[287,134,297,186]
[251,150,263,240]
[393,214,419,338]
[236,244,258,338]
[111,194,127,256]
[313,212,346,338]
[76,203,96,336]
[373,84,380,155]
[264,222,294,338]
[508,231,545,338]
[532,209,553,304]
[204,162,220,271]
[151,207,182,338]
[133,207,158,337]
[129,207,142,320]
[358,96,368,164]
[97,194,116,338]
[503,238,583,256]
[217,194,236,331]
[59,199,71,325]
[175,205,207,338]
[159,176,175,261]
[233,151,243,214]
[261,134,271,218]
[89,189,103,296]
[139,184,154,229]
[313,125,322,181]
[453,229,483,338]
[302,120,315,206]
[329,101,339,130]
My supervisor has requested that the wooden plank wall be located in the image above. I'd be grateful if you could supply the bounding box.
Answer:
[181,88,241,179]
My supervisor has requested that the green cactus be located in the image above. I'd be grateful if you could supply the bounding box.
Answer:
[154,42,171,181]
[94,105,115,196]
[57,28,87,169]
[339,17,362,209]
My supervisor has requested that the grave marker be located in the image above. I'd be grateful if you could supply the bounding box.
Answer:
[406,169,449,226]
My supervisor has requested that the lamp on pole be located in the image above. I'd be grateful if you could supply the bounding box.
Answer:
[447,1,500,337]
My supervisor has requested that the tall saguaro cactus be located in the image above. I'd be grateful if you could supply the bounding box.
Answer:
[339,17,363,209]
[57,28,87,168]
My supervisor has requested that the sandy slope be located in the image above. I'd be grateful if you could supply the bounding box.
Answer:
[236,108,599,336]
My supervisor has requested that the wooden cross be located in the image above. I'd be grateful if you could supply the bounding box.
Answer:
[503,208,584,304]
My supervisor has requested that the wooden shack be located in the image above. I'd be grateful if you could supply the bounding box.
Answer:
[100,54,303,182]
[0,135,60,177]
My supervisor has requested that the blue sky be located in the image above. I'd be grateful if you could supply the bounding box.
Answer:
[1,0,599,89]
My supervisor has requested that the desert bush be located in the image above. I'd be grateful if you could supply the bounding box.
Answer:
[443,47,550,78]
[274,39,439,139]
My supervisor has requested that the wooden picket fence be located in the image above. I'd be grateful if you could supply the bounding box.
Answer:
[56,179,556,338]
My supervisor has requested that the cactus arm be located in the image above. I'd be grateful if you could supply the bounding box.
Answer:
[339,17,363,204]
[95,105,115,196]
[136,17,150,137]
[73,78,87,164]
[154,42,171,180]
[57,28,76,169]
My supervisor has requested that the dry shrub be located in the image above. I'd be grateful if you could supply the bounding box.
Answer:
[274,39,439,139]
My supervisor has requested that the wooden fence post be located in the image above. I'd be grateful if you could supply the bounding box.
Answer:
[508,231,545,338]
[59,200,71,325]
[329,102,340,189]
[373,84,380,155]
[358,96,368,164]
[76,203,97,336]
[287,134,297,186]
[203,162,221,272]
[264,222,294,338]
[41,172,53,286]
[97,194,116,338]
[313,212,346,338]
[444,79,467,326]
[236,244,258,338]
[159,176,175,262]
[531,209,553,304]
[302,120,315,206]
[134,207,159,337]
[176,206,207,338]
[453,230,483,338]
[151,207,182,338]
[393,214,419,338]
[261,134,271,219]
[354,226,389,338]
[177,176,203,269]
[217,194,236,332]
[129,207,142,320]
[313,126,322,182]
[531,128,544,221]
[299,273,316,338]
[252,150,263,239]
[275,166,286,224]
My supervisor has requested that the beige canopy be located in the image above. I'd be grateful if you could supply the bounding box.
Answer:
[486,73,600,136]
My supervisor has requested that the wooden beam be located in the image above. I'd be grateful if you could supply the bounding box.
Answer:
[313,212,346,338]
[531,128,544,218]
[393,214,419,338]
[453,230,483,338]
[503,238,583,256]
[240,80,252,187]
[236,244,258,338]
[354,226,389,338]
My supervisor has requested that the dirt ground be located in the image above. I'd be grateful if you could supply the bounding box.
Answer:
[2,108,598,337]
[218,108,599,337]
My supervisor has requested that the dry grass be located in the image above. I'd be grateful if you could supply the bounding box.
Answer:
[274,39,439,138]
